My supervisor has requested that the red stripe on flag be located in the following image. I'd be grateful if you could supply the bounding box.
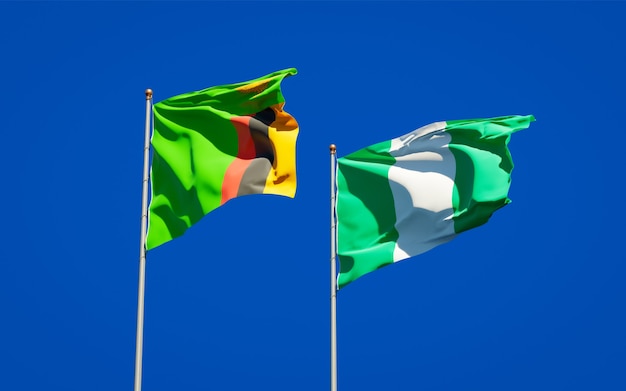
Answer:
[222,158,253,204]
[231,116,256,159]
[221,116,256,204]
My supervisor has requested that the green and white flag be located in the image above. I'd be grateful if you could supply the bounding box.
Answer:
[336,115,535,289]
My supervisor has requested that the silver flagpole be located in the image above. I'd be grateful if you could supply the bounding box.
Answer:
[330,144,338,391]
[134,88,153,391]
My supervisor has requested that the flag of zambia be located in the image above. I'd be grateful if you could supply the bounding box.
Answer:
[146,68,299,250]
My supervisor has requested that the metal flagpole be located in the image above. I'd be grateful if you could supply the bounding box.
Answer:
[134,88,153,391]
[330,144,338,391]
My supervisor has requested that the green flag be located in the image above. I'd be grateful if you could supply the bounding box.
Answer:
[147,68,299,250]
[336,115,535,288]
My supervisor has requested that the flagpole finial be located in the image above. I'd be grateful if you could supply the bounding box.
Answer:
[145,89,153,100]
[330,144,336,154]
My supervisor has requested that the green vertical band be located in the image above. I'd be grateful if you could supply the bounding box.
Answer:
[447,115,535,233]
[336,140,398,289]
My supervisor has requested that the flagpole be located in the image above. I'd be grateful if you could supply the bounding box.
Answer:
[330,144,338,391]
[134,88,152,391]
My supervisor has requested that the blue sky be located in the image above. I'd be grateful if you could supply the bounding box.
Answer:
[1,2,625,391]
